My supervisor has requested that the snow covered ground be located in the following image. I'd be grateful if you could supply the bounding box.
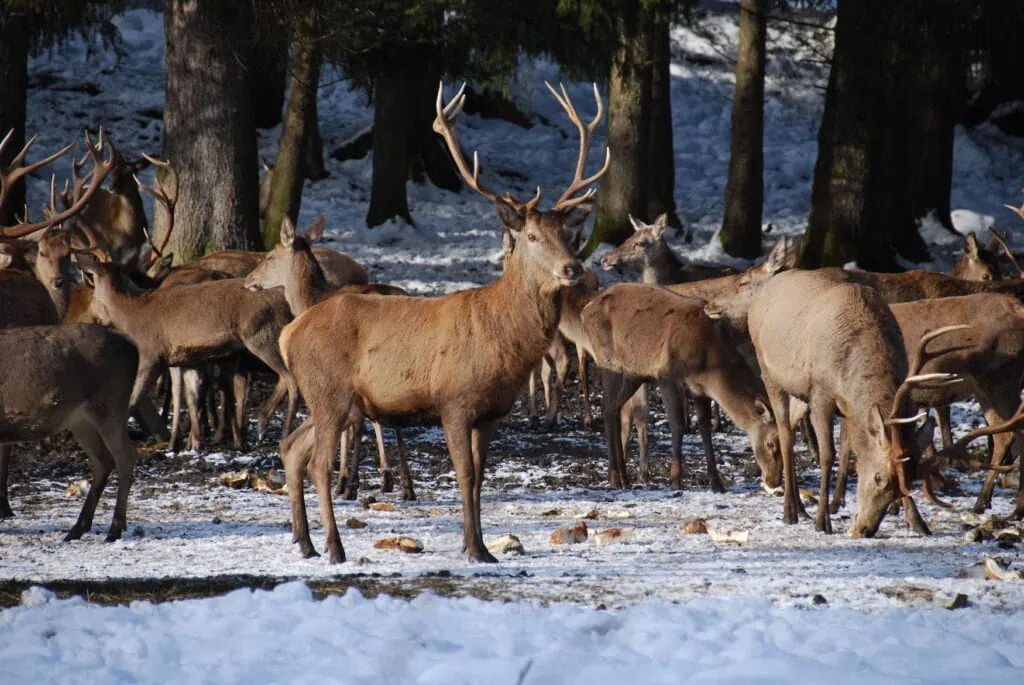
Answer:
[4,4,1024,681]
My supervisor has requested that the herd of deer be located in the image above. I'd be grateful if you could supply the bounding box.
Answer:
[2,82,1023,566]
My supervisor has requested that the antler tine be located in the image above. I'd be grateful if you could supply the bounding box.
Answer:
[0,130,115,238]
[951,399,1024,457]
[1004,189,1024,222]
[0,134,75,216]
[134,154,178,257]
[987,226,1024,276]
[887,324,971,423]
[547,82,610,211]
[433,82,536,211]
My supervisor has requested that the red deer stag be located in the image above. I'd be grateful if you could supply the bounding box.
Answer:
[278,81,608,563]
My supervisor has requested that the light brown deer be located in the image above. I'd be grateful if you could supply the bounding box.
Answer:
[0,324,141,541]
[581,284,783,491]
[600,213,738,283]
[278,81,607,563]
[829,293,1024,519]
[951,232,1001,281]
[74,253,300,448]
[195,244,368,288]
[245,215,415,500]
[705,267,963,537]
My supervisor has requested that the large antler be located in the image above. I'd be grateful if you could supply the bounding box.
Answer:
[0,129,75,220]
[545,82,611,211]
[885,324,970,496]
[134,153,178,258]
[432,83,541,213]
[0,130,115,238]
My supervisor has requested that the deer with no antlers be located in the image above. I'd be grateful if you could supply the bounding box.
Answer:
[279,81,608,563]
[245,215,416,500]
[705,266,964,536]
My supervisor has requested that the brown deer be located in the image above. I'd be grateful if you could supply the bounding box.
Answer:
[951,232,1001,281]
[829,293,1024,519]
[600,213,738,283]
[195,244,368,288]
[278,81,607,563]
[581,284,783,492]
[74,252,300,449]
[244,215,415,500]
[0,324,141,541]
[705,267,963,537]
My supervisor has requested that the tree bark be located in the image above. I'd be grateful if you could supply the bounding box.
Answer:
[586,3,651,257]
[303,72,327,181]
[262,12,320,249]
[720,0,766,259]
[646,16,681,230]
[250,27,288,129]
[366,67,413,227]
[159,0,261,263]
[0,18,28,226]
[407,61,460,192]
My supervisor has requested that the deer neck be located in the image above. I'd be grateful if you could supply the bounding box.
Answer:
[92,275,148,335]
[644,243,686,285]
[490,257,563,360]
[286,249,332,316]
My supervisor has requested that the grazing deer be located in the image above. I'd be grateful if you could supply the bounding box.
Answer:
[705,265,962,536]
[581,284,783,491]
[245,215,415,500]
[829,293,1024,519]
[74,252,300,449]
[278,81,607,563]
[0,324,141,541]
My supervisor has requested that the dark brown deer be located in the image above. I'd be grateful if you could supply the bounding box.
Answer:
[581,284,783,492]
[0,324,141,541]
[705,267,962,536]
[278,81,608,563]
[245,215,415,500]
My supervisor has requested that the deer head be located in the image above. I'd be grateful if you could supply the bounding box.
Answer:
[432,82,609,296]
[752,399,783,490]
[245,214,326,294]
[599,213,670,272]
[951,232,1000,281]
[703,236,794,328]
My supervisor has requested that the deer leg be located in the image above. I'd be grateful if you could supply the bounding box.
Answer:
[244,336,299,440]
[343,421,365,501]
[711,400,722,433]
[831,419,851,514]
[935,406,953,452]
[1012,456,1024,521]
[373,421,394,494]
[282,420,318,557]
[471,420,499,558]
[578,347,593,431]
[396,429,415,501]
[680,389,691,434]
[765,385,801,525]
[440,415,494,563]
[809,399,836,534]
[258,377,288,442]
[526,367,539,427]
[800,416,820,465]
[974,397,1019,514]
[333,427,349,498]
[0,445,12,518]
[540,355,554,428]
[183,368,205,451]
[230,365,249,449]
[156,370,171,422]
[129,360,168,442]
[95,415,138,543]
[309,412,346,564]
[544,342,571,432]
[695,396,726,493]
[627,385,649,483]
[64,423,114,541]
[168,367,184,452]
[660,381,688,490]
[602,371,635,488]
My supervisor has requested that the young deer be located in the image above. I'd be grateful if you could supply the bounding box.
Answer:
[245,215,415,500]
[705,266,963,536]
[600,213,738,283]
[0,324,141,541]
[75,253,300,449]
[278,81,608,563]
[951,232,1001,281]
[581,284,783,492]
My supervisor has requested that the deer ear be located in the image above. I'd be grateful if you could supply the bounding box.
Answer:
[304,214,326,244]
[964,232,980,258]
[280,216,296,249]
[869,405,886,437]
[652,214,670,240]
[754,399,774,424]
[151,253,174,278]
[628,214,645,233]
[562,204,592,233]
[764,237,790,274]
[495,202,525,233]
[0,252,12,270]
[260,155,273,174]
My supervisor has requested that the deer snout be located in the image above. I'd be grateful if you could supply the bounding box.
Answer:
[558,261,583,286]
[599,252,617,271]
[52,276,64,289]
[244,277,263,292]
[703,302,724,320]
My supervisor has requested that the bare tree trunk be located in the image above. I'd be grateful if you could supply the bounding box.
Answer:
[304,73,327,181]
[720,0,766,259]
[250,28,288,130]
[646,17,681,229]
[407,61,460,192]
[159,0,261,263]
[587,3,651,256]
[366,68,413,227]
[0,18,28,226]
[262,12,320,249]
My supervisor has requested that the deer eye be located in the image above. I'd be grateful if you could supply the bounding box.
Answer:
[527,232,537,243]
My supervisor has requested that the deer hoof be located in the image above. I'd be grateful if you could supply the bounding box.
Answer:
[401,488,417,502]
[342,484,358,501]
[63,527,85,542]
[298,539,320,559]
[815,516,833,534]
[380,471,395,494]
[829,498,844,515]
[468,548,499,564]
[709,480,727,494]
[971,498,990,515]
[327,547,346,565]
